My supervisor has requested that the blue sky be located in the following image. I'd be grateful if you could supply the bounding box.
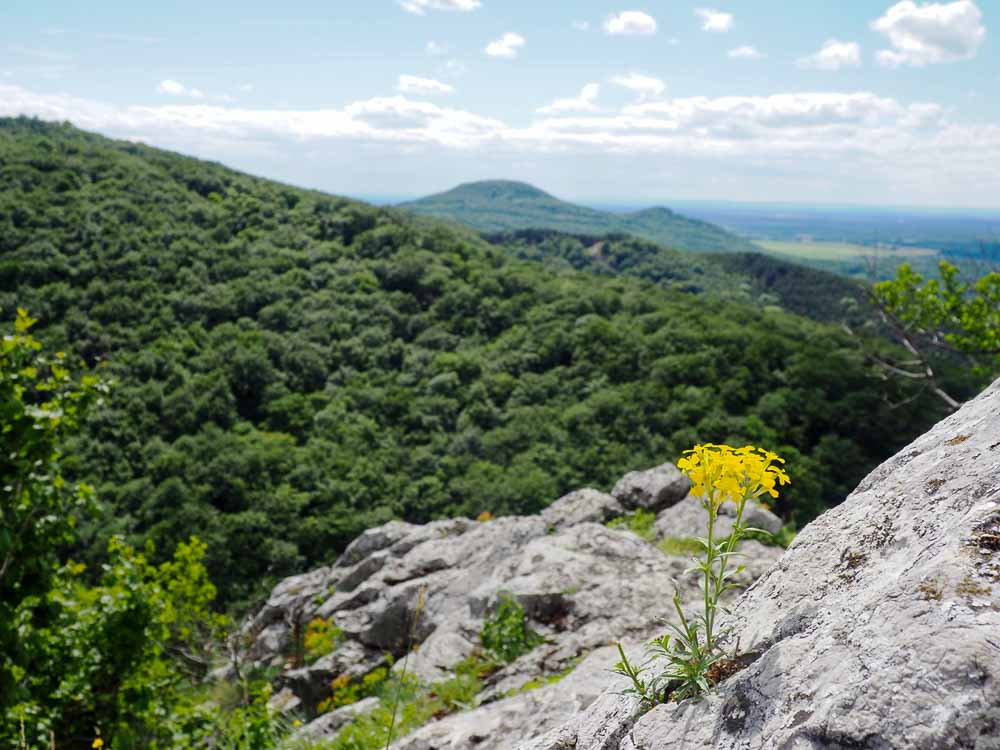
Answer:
[2,1,998,208]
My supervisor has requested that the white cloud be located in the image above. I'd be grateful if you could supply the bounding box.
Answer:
[400,0,480,15]
[157,79,204,98]
[797,40,862,70]
[6,82,1000,206]
[611,72,665,101]
[397,74,454,96]
[872,0,985,68]
[728,46,765,60]
[603,11,657,36]
[573,21,591,32]
[617,92,935,130]
[537,83,601,114]
[426,41,447,56]
[696,9,734,33]
[485,32,525,59]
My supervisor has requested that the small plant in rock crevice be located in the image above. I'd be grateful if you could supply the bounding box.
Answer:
[322,656,494,750]
[304,617,344,664]
[607,509,657,541]
[318,667,391,714]
[480,591,544,664]
[614,444,790,704]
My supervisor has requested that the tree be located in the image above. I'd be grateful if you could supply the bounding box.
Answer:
[871,262,1000,409]
[0,310,232,748]
[1,308,107,676]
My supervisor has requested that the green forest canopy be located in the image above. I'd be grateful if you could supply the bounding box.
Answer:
[1,117,956,609]
[486,229,874,327]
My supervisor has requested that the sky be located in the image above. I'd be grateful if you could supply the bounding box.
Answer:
[2,0,999,209]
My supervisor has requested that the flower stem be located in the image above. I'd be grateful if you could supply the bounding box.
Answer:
[703,491,716,655]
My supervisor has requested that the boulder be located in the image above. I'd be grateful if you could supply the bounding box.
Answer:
[521,378,1000,749]
[612,463,691,512]
[541,488,624,529]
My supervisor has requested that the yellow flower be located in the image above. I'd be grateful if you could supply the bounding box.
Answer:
[677,443,790,505]
[93,739,104,749]
[293,719,302,728]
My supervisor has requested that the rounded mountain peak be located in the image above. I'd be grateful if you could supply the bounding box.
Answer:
[444,180,558,202]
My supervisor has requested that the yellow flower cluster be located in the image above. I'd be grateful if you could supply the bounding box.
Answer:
[677,443,790,506]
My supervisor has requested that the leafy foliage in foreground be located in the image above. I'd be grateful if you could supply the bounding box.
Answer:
[0,311,284,750]
[2,117,956,608]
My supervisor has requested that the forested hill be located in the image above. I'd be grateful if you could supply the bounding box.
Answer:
[485,229,873,327]
[2,117,946,608]
[400,180,759,254]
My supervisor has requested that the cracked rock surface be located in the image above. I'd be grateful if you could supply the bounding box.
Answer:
[522,378,1000,750]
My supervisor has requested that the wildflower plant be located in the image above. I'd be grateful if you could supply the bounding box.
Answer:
[614,444,790,704]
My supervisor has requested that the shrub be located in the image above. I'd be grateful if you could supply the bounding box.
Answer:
[480,592,544,663]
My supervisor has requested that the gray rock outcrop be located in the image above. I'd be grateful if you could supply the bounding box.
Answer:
[240,463,783,741]
[523,378,1000,749]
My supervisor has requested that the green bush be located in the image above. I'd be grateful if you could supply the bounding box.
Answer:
[480,592,544,664]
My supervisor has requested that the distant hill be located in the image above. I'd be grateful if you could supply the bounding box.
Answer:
[400,180,759,254]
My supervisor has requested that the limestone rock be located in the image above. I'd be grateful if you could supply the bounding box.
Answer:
[612,463,691,513]
[522,378,1000,750]
[541,488,624,529]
